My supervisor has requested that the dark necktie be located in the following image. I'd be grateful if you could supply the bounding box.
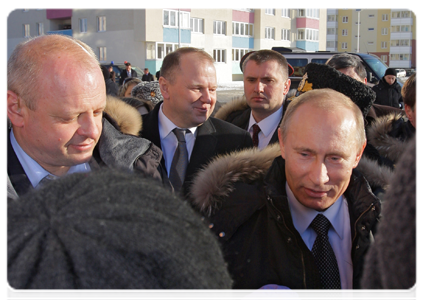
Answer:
[169,128,189,193]
[252,124,261,147]
[310,214,341,289]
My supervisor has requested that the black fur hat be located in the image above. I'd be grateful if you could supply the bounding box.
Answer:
[296,62,376,117]
[8,169,232,289]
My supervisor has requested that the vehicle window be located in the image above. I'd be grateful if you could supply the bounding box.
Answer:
[361,57,388,80]
[287,59,308,77]
[311,58,328,64]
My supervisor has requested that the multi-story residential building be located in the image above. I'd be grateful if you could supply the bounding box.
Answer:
[325,9,416,69]
[7,8,327,83]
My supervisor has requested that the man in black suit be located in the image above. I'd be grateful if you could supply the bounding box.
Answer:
[119,62,138,85]
[142,68,154,82]
[140,47,253,199]
[214,50,292,149]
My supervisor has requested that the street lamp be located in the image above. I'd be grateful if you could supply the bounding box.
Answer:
[356,9,361,53]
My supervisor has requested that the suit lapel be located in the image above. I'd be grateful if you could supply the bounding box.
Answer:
[7,133,32,197]
[184,118,217,185]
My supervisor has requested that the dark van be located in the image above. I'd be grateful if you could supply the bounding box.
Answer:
[272,47,389,89]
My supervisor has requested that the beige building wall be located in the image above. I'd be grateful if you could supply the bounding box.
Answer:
[338,9,353,52]
[376,9,391,53]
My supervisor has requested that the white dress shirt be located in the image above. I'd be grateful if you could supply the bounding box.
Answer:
[247,105,283,150]
[285,182,353,289]
[158,103,197,176]
[10,129,91,188]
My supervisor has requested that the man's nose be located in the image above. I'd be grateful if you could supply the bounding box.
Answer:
[78,113,100,139]
[309,161,329,186]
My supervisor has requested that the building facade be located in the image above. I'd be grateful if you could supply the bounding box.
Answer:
[326,9,416,69]
[7,8,327,83]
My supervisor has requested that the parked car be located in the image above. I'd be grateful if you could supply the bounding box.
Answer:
[101,63,143,85]
[271,47,390,89]
[395,69,406,77]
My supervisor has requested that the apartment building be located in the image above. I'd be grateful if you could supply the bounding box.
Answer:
[326,9,416,69]
[7,8,327,83]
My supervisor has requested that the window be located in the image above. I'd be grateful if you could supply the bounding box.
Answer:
[298,9,305,17]
[391,39,410,47]
[190,18,204,33]
[342,29,348,36]
[381,41,387,49]
[327,28,336,35]
[37,22,44,36]
[23,24,30,37]
[79,18,87,33]
[382,27,388,35]
[297,29,305,40]
[232,48,250,62]
[341,42,348,49]
[265,9,275,15]
[368,41,374,45]
[342,16,348,23]
[306,9,319,18]
[382,14,388,21]
[381,55,388,63]
[392,11,411,19]
[391,25,411,33]
[298,28,319,41]
[281,9,290,18]
[368,28,374,31]
[327,15,337,22]
[98,47,106,62]
[368,14,375,18]
[265,27,275,39]
[281,29,290,41]
[213,49,226,63]
[98,16,106,32]
[327,41,337,48]
[146,42,156,60]
[232,21,254,36]
[390,53,410,61]
[213,20,226,35]
[163,10,190,28]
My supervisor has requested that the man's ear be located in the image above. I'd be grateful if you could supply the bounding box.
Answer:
[159,76,170,100]
[7,90,25,127]
[278,128,286,159]
[283,79,291,95]
[353,139,367,168]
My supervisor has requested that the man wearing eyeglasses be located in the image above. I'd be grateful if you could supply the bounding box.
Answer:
[7,35,164,199]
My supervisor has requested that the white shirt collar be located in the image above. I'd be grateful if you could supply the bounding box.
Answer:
[158,103,197,137]
[285,182,345,240]
[10,129,91,188]
[247,105,283,137]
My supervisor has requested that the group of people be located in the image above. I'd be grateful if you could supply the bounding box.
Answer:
[7,34,415,290]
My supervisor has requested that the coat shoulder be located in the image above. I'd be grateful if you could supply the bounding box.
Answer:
[104,96,143,135]
[214,97,250,122]
[189,143,280,215]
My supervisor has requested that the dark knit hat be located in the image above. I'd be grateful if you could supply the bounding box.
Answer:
[384,68,397,77]
[296,62,376,117]
[8,169,232,289]
[131,81,163,105]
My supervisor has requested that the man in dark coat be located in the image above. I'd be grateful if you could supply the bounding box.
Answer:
[214,50,293,149]
[119,62,138,85]
[7,35,164,199]
[140,47,253,199]
[190,89,381,289]
[142,68,154,82]
[372,68,403,108]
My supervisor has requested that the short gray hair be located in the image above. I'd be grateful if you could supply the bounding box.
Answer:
[7,34,99,110]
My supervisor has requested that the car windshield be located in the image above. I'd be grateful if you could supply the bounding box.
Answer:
[362,57,388,80]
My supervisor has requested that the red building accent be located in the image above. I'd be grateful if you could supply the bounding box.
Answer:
[296,18,319,29]
[46,9,72,19]
[232,10,254,23]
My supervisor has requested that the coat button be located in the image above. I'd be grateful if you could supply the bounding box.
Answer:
[287,237,292,243]
[219,232,225,237]
[209,223,214,229]
[361,226,366,230]
[356,245,360,249]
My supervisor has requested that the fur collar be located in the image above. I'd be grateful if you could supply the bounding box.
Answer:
[214,96,249,121]
[189,143,280,215]
[190,143,391,215]
[367,113,407,163]
[104,95,142,136]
